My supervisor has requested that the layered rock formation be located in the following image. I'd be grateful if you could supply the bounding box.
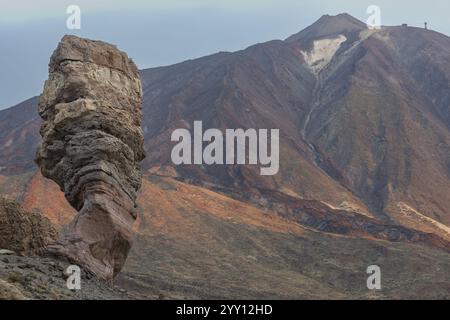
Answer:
[36,35,145,280]
[0,196,57,255]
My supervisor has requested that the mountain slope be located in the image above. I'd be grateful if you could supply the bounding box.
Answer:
[0,97,39,175]
[9,171,450,299]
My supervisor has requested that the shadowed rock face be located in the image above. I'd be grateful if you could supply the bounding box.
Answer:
[36,35,145,280]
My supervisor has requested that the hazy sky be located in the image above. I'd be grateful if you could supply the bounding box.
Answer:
[0,0,448,109]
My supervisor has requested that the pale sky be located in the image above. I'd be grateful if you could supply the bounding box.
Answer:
[0,0,448,109]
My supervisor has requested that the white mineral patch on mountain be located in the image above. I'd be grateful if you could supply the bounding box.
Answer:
[301,35,347,73]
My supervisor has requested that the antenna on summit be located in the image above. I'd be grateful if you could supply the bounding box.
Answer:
[424,22,428,30]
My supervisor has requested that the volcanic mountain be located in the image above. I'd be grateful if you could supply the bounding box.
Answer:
[1,13,450,298]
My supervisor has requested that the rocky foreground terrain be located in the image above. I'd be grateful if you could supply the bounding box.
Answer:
[1,14,450,299]
[1,189,449,300]
[36,35,145,280]
[0,196,147,299]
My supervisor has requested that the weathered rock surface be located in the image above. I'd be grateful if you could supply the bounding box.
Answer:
[0,196,57,255]
[36,35,145,280]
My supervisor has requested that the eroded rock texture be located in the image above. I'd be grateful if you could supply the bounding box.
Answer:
[36,35,145,279]
[0,196,58,256]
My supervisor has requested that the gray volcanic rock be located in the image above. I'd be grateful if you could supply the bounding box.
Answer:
[36,35,145,280]
[0,196,57,255]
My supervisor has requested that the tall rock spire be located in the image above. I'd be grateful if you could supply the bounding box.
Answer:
[36,35,145,280]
